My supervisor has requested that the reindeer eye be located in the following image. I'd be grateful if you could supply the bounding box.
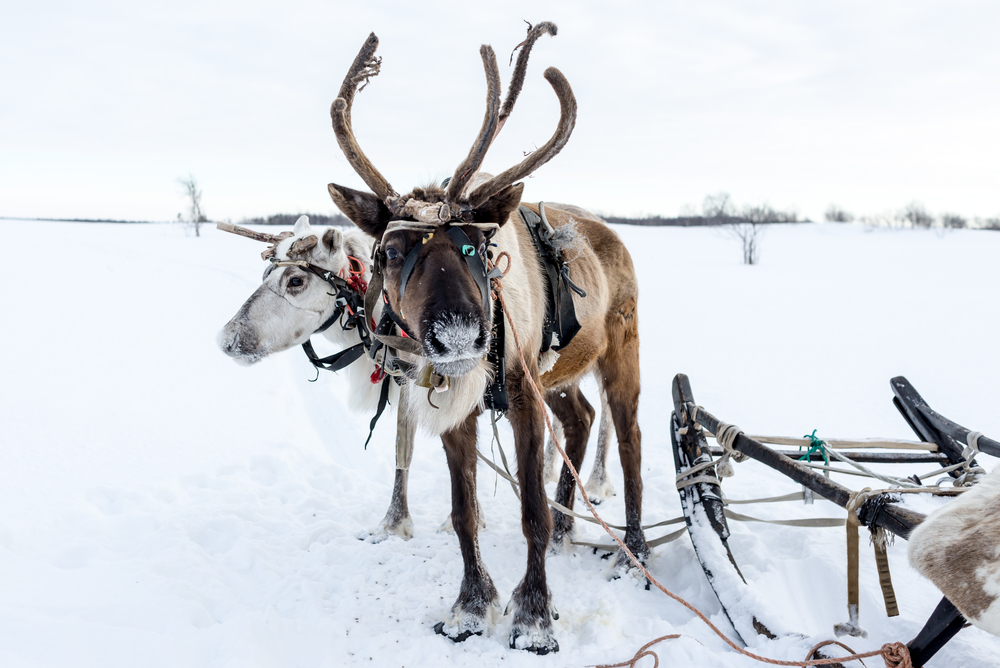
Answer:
[385,247,400,261]
[288,276,304,287]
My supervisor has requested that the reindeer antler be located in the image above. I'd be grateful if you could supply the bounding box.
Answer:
[467,67,576,208]
[499,21,557,132]
[331,33,398,202]
[445,22,558,203]
[216,222,289,245]
[445,45,502,203]
[216,222,293,260]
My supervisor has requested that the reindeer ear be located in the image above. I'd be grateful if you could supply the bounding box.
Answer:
[293,215,311,236]
[321,227,342,254]
[328,183,392,238]
[474,183,523,227]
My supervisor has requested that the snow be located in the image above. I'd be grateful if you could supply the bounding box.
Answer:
[1,219,998,667]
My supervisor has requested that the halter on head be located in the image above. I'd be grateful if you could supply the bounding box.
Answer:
[260,255,372,377]
[377,217,502,326]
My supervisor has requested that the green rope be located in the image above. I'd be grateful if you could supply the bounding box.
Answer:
[799,429,831,467]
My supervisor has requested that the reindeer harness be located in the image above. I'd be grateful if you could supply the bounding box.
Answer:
[267,257,373,377]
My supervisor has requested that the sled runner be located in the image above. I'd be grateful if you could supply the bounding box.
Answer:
[671,373,997,667]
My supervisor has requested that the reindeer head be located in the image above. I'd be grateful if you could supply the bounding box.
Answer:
[218,216,370,365]
[326,26,575,378]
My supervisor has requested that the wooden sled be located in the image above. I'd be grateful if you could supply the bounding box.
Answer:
[671,373,998,667]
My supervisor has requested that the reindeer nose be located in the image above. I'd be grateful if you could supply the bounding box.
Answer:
[425,312,490,359]
[217,328,240,356]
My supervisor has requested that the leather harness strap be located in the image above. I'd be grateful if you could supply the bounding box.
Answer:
[518,204,583,353]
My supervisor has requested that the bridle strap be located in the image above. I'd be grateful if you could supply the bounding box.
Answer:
[444,226,493,317]
[271,259,372,374]
[364,243,384,329]
[302,340,366,373]
[397,239,423,305]
[381,292,418,340]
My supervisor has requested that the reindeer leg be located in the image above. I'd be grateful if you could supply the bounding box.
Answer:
[505,367,559,654]
[542,416,564,484]
[584,383,617,504]
[599,297,648,574]
[371,385,414,541]
[546,384,594,549]
[433,410,500,641]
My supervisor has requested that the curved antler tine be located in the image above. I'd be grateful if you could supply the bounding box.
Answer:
[498,21,557,132]
[216,222,287,245]
[331,33,397,202]
[445,45,501,203]
[467,67,577,208]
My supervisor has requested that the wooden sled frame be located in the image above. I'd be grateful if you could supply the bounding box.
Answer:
[671,373,999,667]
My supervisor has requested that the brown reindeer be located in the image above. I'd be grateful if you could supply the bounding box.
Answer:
[326,31,647,654]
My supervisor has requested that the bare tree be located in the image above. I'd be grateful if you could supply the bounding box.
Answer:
[898,201,933,229]
[727,204,774,265]
[703,192,736,220]
[177,174,208,236]
[940,213,966,229]
[825,204,853,223]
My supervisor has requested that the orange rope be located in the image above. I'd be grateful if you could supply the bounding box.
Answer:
[593,634,682,668]
[490,272,912,668]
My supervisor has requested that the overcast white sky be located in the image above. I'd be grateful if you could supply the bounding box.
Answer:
[2,1,998,222]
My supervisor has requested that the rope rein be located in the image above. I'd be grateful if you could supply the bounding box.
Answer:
[488,269,914,668]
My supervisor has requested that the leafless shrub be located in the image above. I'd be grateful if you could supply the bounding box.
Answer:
[726,204,778,265]
[898,201,933,229]
[825,205,853,223]
[940,213,967,229]
[860,212,895,231]
[703,192,736,220]
[980,217,1000,231]
[177,174,208,237]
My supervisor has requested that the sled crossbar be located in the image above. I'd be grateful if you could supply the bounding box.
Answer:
[670,373,988,667]
[681,401,925,538]
[705,445,949,465]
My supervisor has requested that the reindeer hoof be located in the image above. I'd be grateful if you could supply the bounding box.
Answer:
[509,628,559,654]
[434,621,482,643]
[608,540,650,580]
[584,477,616,505]
[549,517,575,553]
[360,515,414,543]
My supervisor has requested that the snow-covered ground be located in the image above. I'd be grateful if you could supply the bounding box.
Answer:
[1,218,998,667]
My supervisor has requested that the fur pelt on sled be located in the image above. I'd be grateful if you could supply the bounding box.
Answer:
[909,467,1000,637]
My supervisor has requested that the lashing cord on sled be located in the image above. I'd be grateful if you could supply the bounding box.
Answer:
[488,276,913,667]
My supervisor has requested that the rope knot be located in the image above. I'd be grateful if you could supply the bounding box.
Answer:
[958,430,985,485]
[880,642,912,668]
[714,421,747,478]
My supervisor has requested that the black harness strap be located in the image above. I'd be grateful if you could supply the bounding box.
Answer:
[484,294,507,413]
[444,226,492,317]
[365,375,392,450]
[379,291,418,341]
[519,205,583,353]
[397,238,423,305]
[302,340,366,374]
[271,262,373,377]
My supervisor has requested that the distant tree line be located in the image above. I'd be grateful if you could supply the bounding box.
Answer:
[239,213,351,227]
[607,193,802,227]
[825,202,1000,231]
[606,210,802,227]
